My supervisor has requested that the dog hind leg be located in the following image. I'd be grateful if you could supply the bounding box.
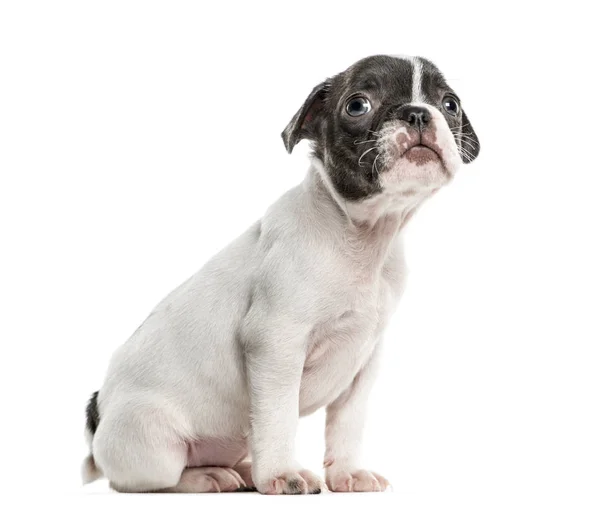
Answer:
[158,466,246,493]
[93,403,189,493]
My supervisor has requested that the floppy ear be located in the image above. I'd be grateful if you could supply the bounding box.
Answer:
[281,81,329,154]
[459,109,480,163]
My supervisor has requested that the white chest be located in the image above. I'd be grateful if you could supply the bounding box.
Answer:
[298,269,403,416]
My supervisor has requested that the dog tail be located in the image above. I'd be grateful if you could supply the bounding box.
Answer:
[81,453,103,484]
[82,391,104,484]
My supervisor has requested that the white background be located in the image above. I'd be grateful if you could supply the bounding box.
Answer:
[1,1,599,515]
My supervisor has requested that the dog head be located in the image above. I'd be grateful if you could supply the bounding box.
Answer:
[282,55,479,206]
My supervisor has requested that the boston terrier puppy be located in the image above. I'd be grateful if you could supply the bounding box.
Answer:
[82,54,480,494]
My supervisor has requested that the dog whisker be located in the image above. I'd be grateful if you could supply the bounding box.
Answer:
[456,137,479,150]
[459,146,476,161]
[372,152,381,178]
[451,131,478,147]
[462,138,479,150]
[458,136,478,150]
[358,147,378,167]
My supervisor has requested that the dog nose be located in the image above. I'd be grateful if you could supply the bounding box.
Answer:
[398,106,431,130]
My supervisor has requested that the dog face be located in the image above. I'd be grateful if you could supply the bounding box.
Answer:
[282,55,480,201]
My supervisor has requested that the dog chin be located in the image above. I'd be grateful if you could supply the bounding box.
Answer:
[380,155,450,190]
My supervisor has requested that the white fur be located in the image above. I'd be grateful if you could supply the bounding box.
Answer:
[411,57,424,103]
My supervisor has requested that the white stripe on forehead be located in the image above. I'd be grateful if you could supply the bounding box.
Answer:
[411,56,423,103]
[388,54,421,102]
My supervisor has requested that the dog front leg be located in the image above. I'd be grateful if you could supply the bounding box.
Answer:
[324,343,391,492]
[245,327,323,495]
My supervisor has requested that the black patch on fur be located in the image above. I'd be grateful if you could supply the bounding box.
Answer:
[235,486,258,492]
[281,55,480,199]
[86,390,100,435]
[286,478,303,493]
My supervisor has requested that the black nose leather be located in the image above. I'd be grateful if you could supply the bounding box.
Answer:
[398,106,431,130]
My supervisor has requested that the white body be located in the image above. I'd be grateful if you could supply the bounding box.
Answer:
[91,158,417,491]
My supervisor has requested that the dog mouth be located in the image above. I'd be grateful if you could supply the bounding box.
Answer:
[401,143,441,164]
[404,144,438,156]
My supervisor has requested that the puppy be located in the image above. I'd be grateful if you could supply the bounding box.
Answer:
[82,55,480,494]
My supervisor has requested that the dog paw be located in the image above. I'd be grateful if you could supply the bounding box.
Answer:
[256,468,324,495]
[232,461,255,488]
[326,468,390,492]
[177,466,246,493]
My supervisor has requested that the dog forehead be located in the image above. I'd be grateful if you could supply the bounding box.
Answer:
[334,55,413,97]
[412,57,451,103]
[332,55,449,104]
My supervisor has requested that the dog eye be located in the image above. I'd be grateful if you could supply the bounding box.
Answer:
[346,97,371,117]
[442,97,460,116]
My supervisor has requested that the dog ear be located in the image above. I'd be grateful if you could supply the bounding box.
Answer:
[281,81,329,154]
[459,109,480,163]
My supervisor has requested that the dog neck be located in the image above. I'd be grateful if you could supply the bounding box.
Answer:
[306,156,432,229]
[303,157,428,276]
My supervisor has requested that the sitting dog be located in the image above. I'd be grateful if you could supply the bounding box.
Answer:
[82,54,480,494]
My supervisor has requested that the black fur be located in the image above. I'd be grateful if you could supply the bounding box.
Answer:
[282,55,480,200]
[86,390,100,435]
[286,478,302,492]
